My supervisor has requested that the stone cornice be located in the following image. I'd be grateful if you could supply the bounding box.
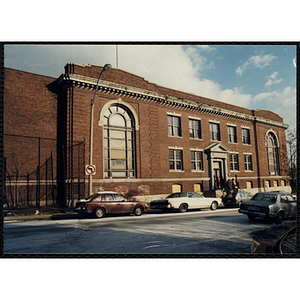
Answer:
[58,73,289,130]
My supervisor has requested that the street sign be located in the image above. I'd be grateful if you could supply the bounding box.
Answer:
[85,165,96,175]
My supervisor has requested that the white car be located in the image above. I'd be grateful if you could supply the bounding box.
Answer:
[150,192,222,212]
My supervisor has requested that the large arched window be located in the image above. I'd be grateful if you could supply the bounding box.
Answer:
[103,105,135,179]
[266,131,279,175]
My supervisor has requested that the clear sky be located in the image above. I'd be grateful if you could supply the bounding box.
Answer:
[4,44,296,129]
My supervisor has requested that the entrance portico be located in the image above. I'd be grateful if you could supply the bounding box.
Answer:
[205,143,230,191]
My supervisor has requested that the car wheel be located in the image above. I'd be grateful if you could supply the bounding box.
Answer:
[274,211,284,224]
[94,208,105,218]
[179,203,188,213]
[134,206,143,216]
[210,201,218,210]
[248,215,256,221]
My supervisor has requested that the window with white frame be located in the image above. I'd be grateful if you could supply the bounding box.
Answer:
[189,118,201,139]
[168,115,182,137]
[229,153,239,171]
[242,128,251,145]
[209,122,220,141]
[169,148,183,171]
[227,125,237,143]
[266,131,279,175]
[244,154,253,171]
[191,150,204,171]
[103,104,135,178]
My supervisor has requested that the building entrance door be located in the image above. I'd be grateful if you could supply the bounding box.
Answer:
[205,143,230,192]
[213,161,223,190]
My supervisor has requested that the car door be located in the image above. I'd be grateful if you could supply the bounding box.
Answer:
[286,194,297,218]
[186,192,198,209]
[193,192,209,209]
[114,193,132,213]
[280,195,291,218]
[101,193,118,213]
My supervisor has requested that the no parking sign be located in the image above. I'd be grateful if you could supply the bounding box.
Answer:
[85,165,96,175]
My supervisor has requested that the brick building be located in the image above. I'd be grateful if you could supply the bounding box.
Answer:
[4,64,291,207]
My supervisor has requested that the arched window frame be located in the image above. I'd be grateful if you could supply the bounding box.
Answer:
[265,130,280,176]
[99,99,138,179]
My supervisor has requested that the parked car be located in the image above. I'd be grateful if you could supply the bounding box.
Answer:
[222,191,252,207]
[150,192,222,212]
[239,191,297,224]
[251,225,296,254]
[74,191,148,218]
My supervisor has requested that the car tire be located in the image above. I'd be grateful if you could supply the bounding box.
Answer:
[274,211,284,224]
[94,208,105,218]
[248,215,256,221]
[134,206,143,216]
[210,201,218,210]
[179,203,188,213]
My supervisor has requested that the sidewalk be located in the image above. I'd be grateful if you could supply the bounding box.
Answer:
[4,206,79,222]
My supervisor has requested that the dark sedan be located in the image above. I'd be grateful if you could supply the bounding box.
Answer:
[74,191,148,218]
[239,191,297,224]
[222,191,252,207]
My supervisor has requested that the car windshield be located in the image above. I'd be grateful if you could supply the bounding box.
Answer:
[167,192,187,198]
[251,193,277,203]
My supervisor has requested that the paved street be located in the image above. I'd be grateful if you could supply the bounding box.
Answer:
[4,208,296,255]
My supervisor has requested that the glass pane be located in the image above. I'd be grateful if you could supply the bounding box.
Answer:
[168,116,172,126]
[110,114,125,127]
[176,161,182,170]
[169,161,175,170]
[176,151,182,160]
[111,139,125,149]
[169,150,174,160]
[111,150,126,159]
[191,162,196,170]
[110,130,125,139]
[191,151,195,160]
[111,159,126,170]
[174,116,180,126]
[174,127,179,136]
[197,152,202,161]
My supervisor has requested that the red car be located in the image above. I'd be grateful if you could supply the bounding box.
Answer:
[74,191,148,218]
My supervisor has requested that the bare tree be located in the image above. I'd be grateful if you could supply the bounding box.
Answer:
[286,128,297,193]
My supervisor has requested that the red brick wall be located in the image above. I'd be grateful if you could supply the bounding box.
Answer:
[4,68,58,175]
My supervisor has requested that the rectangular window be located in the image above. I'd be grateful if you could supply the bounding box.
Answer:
[168,115,182,137]
[191,150,204,171]
[189,119,201,139]
[227,126,237,143]
[229,153,239,171]
[210,122,220,141]
[244,154,253,171]
[169,149,183,171]
[242,128,251,145]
